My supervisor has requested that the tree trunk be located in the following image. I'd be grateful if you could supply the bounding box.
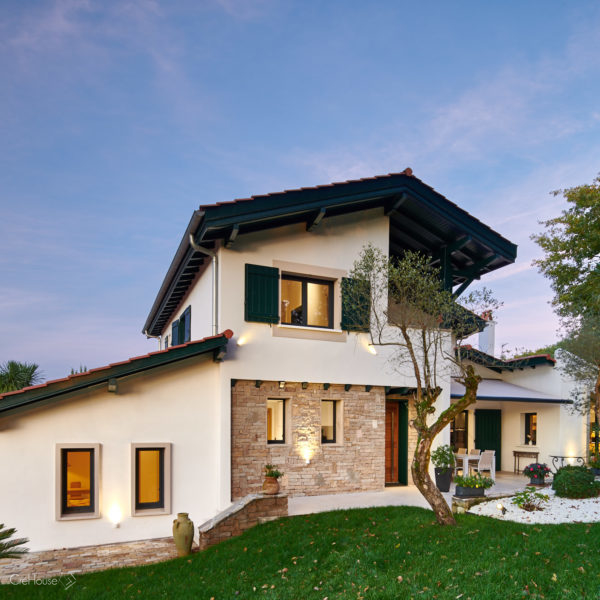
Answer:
[594,369,600,457]
[411,434,456,526]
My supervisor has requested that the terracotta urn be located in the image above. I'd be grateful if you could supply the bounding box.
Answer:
[172,512,194,557]
[262,476,280,495]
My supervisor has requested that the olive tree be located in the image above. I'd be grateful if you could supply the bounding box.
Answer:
[345,245,498,525]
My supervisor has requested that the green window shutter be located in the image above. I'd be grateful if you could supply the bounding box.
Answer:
[245,264,280,323]
[182,306,191,343]
[171,320,179,346]
[341,277,371,332]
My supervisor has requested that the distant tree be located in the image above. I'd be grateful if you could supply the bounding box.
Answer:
[531,174,600,318]
[70,365,88,375]
[0,361,43,393]
[513,343,560,359]
[346,245,499,526]
[0,523,28,559]
[557,315,600,457]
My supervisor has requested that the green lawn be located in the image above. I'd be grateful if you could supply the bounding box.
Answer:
[4,506,600,599]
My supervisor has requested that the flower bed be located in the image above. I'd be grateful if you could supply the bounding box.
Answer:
[468,488,600,524]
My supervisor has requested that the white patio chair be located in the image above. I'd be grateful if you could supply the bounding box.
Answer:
[467,449,481,472]
[474,450,496,480]
[454,448,467,475]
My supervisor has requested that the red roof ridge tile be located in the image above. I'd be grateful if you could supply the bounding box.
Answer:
[0,330,233,401]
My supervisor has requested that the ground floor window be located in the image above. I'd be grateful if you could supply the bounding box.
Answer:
[450,410,468,450]
[524,413,537,445]
[321,400,337,443]
[132,443,171,515]
[56,444,100,520]
[267,398,286,443]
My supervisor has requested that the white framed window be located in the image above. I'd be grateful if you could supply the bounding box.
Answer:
[267,398,286,444]
[55,443,100,520]
[131,443,172,516]
[321,400,343,444]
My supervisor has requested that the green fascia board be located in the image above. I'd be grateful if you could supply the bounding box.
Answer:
[450,393,570,404]
[460,347,555,372]
[0,334,230,416]
[197,176,517,260]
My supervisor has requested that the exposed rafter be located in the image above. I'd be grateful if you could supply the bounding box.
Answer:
[224,224,239,248]
[306,208,326,231]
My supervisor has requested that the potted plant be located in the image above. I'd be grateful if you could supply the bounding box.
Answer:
[262,464,283,495]
[523,462,551,485]
[431,444,454,492]
[454,472,494,497]
[589,455,600,476]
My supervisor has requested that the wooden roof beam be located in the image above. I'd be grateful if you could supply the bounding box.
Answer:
[306,208,326,231]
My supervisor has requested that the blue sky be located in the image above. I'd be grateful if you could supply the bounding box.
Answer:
[2,0,600,381]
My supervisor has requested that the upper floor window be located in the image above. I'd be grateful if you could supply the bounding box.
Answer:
[281,275,333,329]
[171,306,191,346]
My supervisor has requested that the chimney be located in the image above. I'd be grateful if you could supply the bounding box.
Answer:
[478,311,495,356]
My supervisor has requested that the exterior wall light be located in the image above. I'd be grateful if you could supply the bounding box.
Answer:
[107,378,118,393]
[367,344,377,355]
[108,503,122,528]
[279,381,285,389]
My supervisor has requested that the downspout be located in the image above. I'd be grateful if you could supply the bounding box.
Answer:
[189,234,219,336]
[144,330,162,350]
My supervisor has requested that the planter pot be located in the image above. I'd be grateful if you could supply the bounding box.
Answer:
[591,467,600,476]
[172,512,194,557]
[434,467,452,493]
[262,476,280,495]
[455,486,485,498]
[529,477,546,486]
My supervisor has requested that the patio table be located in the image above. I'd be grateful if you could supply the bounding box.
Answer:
[549,455,585,473]
[454,453,472,476]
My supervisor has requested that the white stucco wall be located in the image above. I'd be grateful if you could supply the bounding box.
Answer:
[0,355,222,552]
[461,362,587,471]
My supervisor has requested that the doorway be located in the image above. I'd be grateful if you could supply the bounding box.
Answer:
[475,409,502,471]
[385,400,408,485]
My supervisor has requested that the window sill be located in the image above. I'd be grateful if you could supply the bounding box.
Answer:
[132,508,171,517]
[58,513,100,521]
[273,324,346,343]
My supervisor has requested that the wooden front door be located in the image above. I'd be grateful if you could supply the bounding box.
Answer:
[385,401,408,485]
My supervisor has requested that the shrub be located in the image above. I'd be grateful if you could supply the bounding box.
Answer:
[264,464,283,479]
[552,466,600,499]
[431,444,455,473]
[511,487,549,512]
[588,455,600,469]
[454,472,494,489]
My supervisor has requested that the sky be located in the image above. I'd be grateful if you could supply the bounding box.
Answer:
[1,0,600,382]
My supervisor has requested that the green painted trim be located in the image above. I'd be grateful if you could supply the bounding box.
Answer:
[0,335,230,416]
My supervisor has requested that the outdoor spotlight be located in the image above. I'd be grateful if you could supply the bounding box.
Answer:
[496,503,506,515]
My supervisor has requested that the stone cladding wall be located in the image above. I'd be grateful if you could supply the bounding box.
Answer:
[198,494,288,550]
[231,380,414,499]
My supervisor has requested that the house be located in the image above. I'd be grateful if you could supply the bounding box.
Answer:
[450,318,587,473]
[0,170,584,552]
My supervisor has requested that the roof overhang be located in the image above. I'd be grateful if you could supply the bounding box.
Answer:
[0,331,233,417]
[451,379,571,404]
[461,347,556,372]
[144,171,518,336]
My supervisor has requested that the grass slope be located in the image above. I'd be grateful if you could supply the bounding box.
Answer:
[4,506,600,599]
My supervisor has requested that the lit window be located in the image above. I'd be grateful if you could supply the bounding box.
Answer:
[131,443,171,515]
[525,413,537,445]
[267,399,285,444]
[321,400,337,443]
[281,275,333,328]
[56,444,100,520]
